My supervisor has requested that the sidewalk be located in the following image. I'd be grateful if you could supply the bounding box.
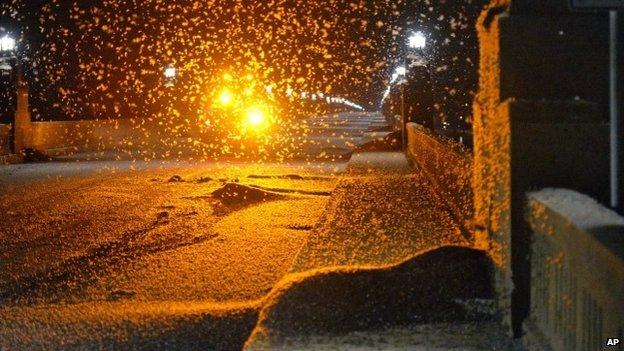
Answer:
[291,151,468,273]
[245,151,516,350]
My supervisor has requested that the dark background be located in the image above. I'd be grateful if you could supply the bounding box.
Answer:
[1,0,487,128]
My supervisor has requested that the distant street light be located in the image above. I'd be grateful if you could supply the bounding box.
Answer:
[391,66,407,84]
[164,65,177,79]
[0,33,21,80]
[0,35,16,53]
[164,64,177,87]
[408,31,427,50]
[217,88,233,107]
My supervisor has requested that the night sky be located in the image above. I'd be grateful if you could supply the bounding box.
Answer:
[1,0,486,125]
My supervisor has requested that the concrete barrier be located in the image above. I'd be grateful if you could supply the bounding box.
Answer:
[2,84,171,157]
[473,98,610,336]
[9,117,182,157]
[406,123,474,240]
[525,189,624,351]
[27,119,138,152]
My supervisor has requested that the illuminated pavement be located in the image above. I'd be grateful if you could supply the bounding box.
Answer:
[0,153,515,350]
[0,111,510,350]
[0,160,344,305]
[0,112,390,309]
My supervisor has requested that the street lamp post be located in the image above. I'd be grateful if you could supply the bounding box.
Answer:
[401,31,428,149]
[0,34,26,154]
[0,35,22,85]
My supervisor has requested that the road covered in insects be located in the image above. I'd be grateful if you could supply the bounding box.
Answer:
[0,147,508,351]
[0,160,343,307]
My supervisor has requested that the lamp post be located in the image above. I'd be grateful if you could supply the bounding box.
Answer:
[394,65,407,150]
[0,34,26,154]
[0,35,22,84]
[400,31,428,149]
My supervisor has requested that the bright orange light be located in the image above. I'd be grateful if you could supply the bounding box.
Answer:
[218,89,233,106]
[246,107,266,126]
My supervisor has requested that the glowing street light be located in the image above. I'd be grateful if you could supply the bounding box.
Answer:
[217,89,233,107]
[0,35,16,53]
[245,105,270,131]
[163,64,177,87]
[408,31,427,50]
[164,65,177,79]
[246,107,265,126]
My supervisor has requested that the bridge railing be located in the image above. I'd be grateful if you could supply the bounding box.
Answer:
[405,122,474,241]
[525,189,624,351]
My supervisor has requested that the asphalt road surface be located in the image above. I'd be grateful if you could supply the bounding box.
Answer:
[0,112,513,350]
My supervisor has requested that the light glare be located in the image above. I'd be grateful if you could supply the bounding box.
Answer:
[218,89,233,106]
[0,35,16,52]
[246,107,266,127]
[164,66,177,78]
[408,31,427,49]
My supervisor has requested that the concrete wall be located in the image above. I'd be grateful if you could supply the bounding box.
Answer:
[474,0,612,336]
[498,15,609,114]
[10,117,183,158]
[1,112,214,160]
[1,118,148,157]
[406,123,474,241]
[3,83,175,157]
[27,119,138,152]
[474,97,610,336]
[525,189,624,351]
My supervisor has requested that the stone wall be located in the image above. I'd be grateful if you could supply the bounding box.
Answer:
[406,123,474,241]
[525,189,624,351]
